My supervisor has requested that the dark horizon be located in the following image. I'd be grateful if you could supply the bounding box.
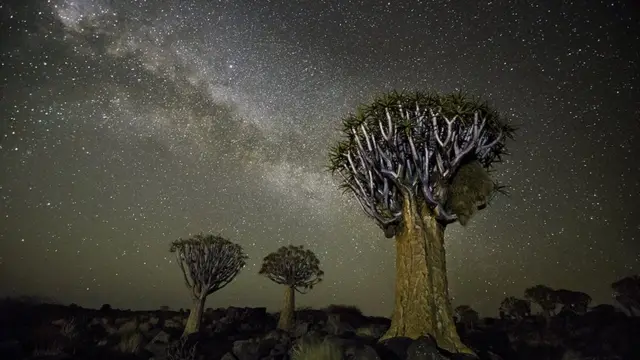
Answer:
[1,0,639,319]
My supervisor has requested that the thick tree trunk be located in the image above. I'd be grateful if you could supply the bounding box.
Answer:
[380,196,474,355]
[277,285,295,331]
[182,296,206,337]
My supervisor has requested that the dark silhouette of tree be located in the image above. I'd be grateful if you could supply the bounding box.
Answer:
[99,304,112,312]
[612,275,640,316]
[524,285,557,322]
[554,289,591,314]
[499,296,531,320]
[454,305,479,331]
[259,245,324,331]
[328,91,515,354]
[170,233,247,337]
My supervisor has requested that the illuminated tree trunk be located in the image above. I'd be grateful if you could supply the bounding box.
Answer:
[183,296,206,337]
[277,285,295,331]
[380,196,474,355]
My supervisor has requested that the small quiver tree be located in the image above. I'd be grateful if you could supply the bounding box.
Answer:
[328,91,514,355]
[259,245,324,331]
[499,296,531,321]
[611,275,640,316]
[524,285,557,322]
[170,233,247,337]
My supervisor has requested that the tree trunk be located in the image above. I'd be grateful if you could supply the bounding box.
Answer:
[277,285,295,331]
[183,296,206,337]
[380,196,474,355]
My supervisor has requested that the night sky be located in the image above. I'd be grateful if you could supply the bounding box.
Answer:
[1,0,639,317]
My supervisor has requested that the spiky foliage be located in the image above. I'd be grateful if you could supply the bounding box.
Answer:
[612,275,640,316]
[524,285,557,317]
[554,289,592,314]
[170,234,247,298]
[328,90,515,235]
[259,245,324,293]
[499,296,531,320]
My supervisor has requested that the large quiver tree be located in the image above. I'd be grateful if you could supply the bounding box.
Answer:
[259,245,324,331]
[328,91,514,355]
[170,233,247,337]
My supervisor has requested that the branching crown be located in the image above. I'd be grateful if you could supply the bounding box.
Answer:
[259,245,324,293]
[170,233,248,298]
[328,91,515,230]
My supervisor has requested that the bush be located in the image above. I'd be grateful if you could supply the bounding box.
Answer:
[117,331,144,354]
[291,336,343,360]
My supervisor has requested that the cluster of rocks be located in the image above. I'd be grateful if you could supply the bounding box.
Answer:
[0,302,638,360]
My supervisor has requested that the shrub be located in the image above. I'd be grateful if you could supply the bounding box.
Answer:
[117,330,144,354]
[291,336,343,360]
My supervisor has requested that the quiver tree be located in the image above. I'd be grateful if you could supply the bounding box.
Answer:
[328,91,515,354]
[259,245,324,331]
[170,233,247,337]
[612,275,640,316]
[554,289,591,314]
[499,296,531,320]
[524,285,557,322]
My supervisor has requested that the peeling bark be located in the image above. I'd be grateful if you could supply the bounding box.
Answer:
[183,296,206,337]
[277,285,295,331]
[380,196,474,356]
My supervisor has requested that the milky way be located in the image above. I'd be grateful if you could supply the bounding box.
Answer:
[1,0,638,316]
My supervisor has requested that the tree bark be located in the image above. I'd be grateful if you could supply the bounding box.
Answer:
[277,285,295,331]
[183,296,206,337]
[380,196,474,355]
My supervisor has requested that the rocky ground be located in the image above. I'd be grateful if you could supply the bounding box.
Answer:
[0,299,638,360]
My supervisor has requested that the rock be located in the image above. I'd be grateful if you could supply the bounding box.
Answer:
[232,339,262,360]
[164,319,182,329]
[450,353,479,360]
[145,330,172,360]
[379,337,414,360]
[0,339,22,360]
[221,352,238,360]
[326,314,355,335]
[139,322,151,333]
[264,329,291,345]
[346,344,382,360]
[118,320,138,334]
[406,336,448,360]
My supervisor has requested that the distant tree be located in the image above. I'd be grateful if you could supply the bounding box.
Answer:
[499,296,531,320]
[524,285,557,321]
[611,275,640,316]
[100,304,112,312]
[170,233,247,337]
[259,245,324,331]
[554,289,591,314]
[328,91,515,355]
[454,305,479,331]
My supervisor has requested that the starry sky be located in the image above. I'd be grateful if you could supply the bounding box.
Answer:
[1,0,639,317]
